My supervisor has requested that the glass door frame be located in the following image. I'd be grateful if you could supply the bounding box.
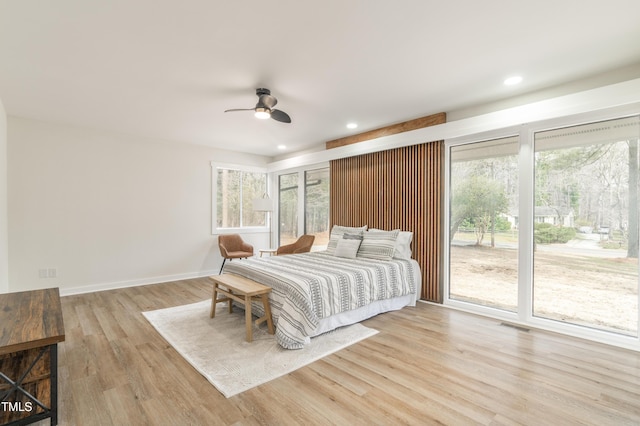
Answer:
[444,126,524,326]
[444,103,640,351]
[273,162,329,248]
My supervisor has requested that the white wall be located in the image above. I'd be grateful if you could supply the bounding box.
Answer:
[0,98,7,294]
[7,117,270,295]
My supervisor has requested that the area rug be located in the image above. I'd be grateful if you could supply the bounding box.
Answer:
[142,300,378,398]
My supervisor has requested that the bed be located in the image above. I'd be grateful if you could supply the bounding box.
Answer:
[222,244,421,349]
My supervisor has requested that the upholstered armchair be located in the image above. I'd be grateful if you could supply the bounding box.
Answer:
[276,234,315,255]
[218,234,254,274]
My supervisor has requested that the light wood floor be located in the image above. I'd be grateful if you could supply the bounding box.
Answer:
[53,278,640,425]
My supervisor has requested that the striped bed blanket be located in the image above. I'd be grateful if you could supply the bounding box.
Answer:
[223,251,420,349]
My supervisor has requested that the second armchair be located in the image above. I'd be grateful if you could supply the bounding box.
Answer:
[276,235,315,255]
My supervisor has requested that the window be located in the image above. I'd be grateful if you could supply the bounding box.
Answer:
[445,110,640,349]
[213,165,267,230]
[449,137,519,312]
[533,116,640,336]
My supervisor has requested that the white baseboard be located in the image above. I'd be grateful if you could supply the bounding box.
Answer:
[59,269,220,297]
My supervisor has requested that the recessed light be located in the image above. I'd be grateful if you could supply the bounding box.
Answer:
[346,123,358,129]
[504,76,523,86]
[277,144,287,150]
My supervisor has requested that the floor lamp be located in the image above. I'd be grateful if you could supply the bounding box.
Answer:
[253,194,275,249]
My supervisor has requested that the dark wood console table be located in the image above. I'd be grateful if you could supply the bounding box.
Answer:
[0,288,65,425]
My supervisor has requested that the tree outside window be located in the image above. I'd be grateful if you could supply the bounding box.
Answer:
[216,167,267,228]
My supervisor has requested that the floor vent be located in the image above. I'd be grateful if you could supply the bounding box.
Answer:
[500,322,530,332]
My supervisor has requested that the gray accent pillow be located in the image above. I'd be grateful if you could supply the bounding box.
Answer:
[357,229,400,260]
[326,225,367,255]
[343,233,364,240]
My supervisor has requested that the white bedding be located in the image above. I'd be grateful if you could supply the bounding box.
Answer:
[223,251,421,349]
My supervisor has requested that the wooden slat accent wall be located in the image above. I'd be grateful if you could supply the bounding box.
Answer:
[330,141,444,302]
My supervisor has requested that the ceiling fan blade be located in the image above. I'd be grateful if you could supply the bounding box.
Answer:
[271,109,291,123]
[224,108,254,113]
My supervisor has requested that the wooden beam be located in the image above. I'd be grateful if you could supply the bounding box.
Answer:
[325,112,446,150]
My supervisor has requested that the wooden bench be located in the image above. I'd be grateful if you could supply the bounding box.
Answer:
[210,273,275,342]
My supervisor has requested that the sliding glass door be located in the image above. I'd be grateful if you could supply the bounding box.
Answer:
[277,165,330,249]
[449,137,519,312]
[533,116,640,336]
[304,168,330,248]
[278,172,299,245]
[446,112,640,346]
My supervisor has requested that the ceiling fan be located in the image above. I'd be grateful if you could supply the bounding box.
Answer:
[224,88,292,123]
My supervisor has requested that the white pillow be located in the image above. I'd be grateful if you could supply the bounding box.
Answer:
[394,231,413,259]
[334,235,363,258]
[326,225,367,255]
[357,229,399,260]
[369,228,413,259]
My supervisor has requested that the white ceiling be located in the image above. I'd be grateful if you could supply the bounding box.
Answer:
[1,0,640,158]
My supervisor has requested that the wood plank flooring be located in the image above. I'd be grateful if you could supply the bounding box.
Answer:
[51,278,640,425]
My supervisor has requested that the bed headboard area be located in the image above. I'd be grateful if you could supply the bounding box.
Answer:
[329,141,444,303]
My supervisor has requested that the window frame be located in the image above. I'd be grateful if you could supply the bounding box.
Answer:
[211,162,269,234]
[444,103,640,351]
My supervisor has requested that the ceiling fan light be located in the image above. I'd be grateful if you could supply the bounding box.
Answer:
[255,108,271,119]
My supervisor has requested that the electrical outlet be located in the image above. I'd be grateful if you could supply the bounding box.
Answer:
[47,268,57,278]
[38,269,48,279]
